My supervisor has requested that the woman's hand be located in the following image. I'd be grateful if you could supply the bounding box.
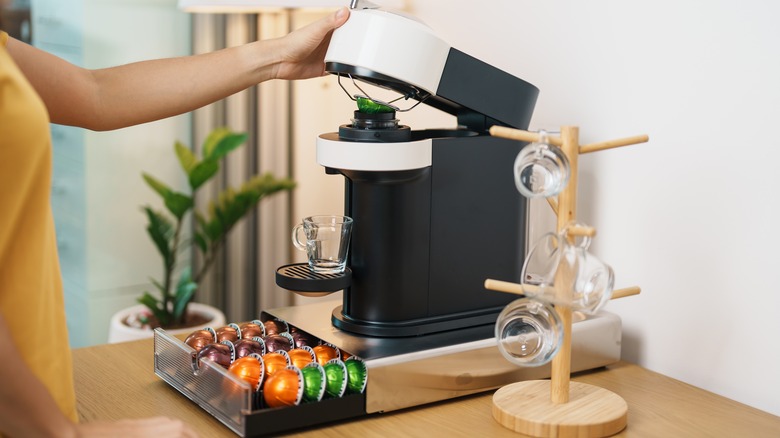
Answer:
[272,7,350,80]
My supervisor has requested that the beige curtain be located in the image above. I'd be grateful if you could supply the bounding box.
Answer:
[191,12,294,323]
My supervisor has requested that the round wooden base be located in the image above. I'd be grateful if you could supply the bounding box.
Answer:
[492,380,627,437]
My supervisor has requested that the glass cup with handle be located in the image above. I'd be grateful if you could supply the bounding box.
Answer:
[292,215,353,274]
[513,129,570,198]
[495,297,564,367]
[521,223,615,314]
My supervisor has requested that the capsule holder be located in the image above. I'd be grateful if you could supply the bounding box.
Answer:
[154,315,366,437]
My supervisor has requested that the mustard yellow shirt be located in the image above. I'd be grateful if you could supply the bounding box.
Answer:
[0,31,78,422]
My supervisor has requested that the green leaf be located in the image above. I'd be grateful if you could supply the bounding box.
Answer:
[203,128,247,162]
[194,211,221,243]
[173,269,198,321]
[150,277,166,295]
[143,206,174,268]
[143,174,193,220]
[142,173,173,200]
[200,173,295,242]
[193,231,208,253]
[165,192,193,220]
[137,291,160,309]
[188,160,220,191]
[202,127,230,159]
[137,291,170,327]
[194,211,207,229]
[208,132,248,162]
[175,141,197,174]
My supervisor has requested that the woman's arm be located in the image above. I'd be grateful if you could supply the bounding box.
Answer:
[5,7,348,131]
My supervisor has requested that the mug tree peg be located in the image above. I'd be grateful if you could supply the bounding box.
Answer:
[489,126,563,146]
[579,134,650,154]
[564,224,596,239]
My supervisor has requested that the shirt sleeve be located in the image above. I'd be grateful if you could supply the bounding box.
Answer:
[0,31,8,47]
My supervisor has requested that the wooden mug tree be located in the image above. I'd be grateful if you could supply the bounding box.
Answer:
[485,125,648,437]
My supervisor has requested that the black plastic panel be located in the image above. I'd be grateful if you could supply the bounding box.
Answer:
[428,135,527,315]
[435,48,539,130]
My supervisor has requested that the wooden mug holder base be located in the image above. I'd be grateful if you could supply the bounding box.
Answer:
[493,380,627,437]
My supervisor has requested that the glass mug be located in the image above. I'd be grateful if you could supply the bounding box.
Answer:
[521,225,614,314]
[495,298,563,367]
[513,130,570,198]
[292,215,353,274]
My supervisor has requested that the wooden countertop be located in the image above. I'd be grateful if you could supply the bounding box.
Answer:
[73,338,779,437]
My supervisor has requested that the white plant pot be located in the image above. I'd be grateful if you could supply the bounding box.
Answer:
[107,302,226,344]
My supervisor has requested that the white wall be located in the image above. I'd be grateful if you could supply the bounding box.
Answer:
[407,0,780,416]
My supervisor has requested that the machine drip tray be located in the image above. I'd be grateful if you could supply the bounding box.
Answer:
[275,263,352,296]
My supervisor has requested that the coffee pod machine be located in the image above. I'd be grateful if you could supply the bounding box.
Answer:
[274,2,622,414]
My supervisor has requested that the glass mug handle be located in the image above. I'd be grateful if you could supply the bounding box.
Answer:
[292,223,307,251]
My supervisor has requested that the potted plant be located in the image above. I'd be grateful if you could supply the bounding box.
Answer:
[108,128,295,342]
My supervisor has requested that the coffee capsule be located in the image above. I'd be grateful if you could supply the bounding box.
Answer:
[237,320,265,339]
[300,362,327,403]
[264,332,294,353]
[291,330,318,348]
[228,354,265,391]
[312,343,340,366]
[184,328,216,352]
[344,357,368,394]
[322,359,348,398]
[263,366,303,408]
[215,325,239,343]
[356,96,395,114]
[263,319,289,336]
[262,350,290,376]
[196,340,235,369]
[288,346,316,370]
[234,337,266,359]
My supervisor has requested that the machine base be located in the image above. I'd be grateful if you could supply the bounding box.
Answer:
[268,300,623,414]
